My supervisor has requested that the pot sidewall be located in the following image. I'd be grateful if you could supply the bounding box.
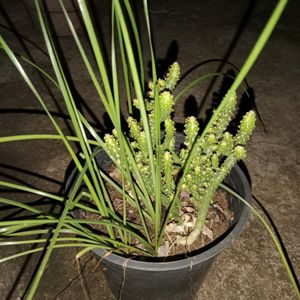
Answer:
[92,164,251,300]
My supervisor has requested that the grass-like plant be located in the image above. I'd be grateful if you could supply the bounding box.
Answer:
[1,0,299,298]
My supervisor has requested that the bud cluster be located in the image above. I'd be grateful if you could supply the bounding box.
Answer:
[103,62,256,233]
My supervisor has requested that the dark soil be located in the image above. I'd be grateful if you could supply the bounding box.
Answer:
[166,190,234,256]
[79,164,234,258]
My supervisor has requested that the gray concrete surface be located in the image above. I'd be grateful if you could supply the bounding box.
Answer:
[0,0,299,299]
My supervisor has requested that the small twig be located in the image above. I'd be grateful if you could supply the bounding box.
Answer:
[188,258,195,299]
[93,250,113,272]
[212,203,230,219]
[166,234,177,257]
[119,256,136,300]
[76,258,91,300]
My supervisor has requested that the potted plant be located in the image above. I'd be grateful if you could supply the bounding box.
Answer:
[0,0,298,299]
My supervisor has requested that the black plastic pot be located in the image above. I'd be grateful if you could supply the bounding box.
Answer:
[93,164,251,300]
[67,147,251,300]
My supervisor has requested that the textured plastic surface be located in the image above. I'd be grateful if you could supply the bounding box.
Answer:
[67,144,251,300]
[93,153,251,300]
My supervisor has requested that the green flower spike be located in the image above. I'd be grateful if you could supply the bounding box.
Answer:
[104,134,120,163]
[133,98,139,109]
[138,132,148,158]
[210,92,237,138]
[184,116,199,148]
[163,118,175,152]
[159,91,174,122]
[148,81,155,99]
[218,132,234,156]
[164,151,173,193]
[235,110,256,145]
[234,145,247,160]
[165,62,180,91]
[158,79,166,91]
[128,116,141,141]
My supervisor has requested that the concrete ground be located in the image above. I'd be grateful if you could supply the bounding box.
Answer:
[0,0,299,299]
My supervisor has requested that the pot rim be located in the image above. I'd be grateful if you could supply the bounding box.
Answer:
[93,163,251,271]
